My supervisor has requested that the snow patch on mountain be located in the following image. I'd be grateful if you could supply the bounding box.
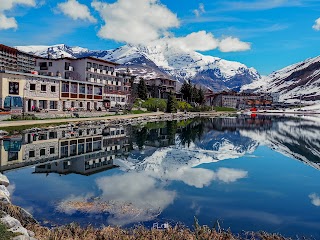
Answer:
[242,56,320,103]
[16,43,261,91]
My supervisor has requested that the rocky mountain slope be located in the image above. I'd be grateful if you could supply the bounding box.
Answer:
[242,56,320,103]
[17,44,261,91]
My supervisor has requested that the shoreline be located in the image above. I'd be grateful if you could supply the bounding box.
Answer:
[0,111,228,129]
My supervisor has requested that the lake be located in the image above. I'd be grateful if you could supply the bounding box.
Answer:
[1,115,320,238]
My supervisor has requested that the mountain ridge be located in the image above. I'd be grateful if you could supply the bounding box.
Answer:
[242,55,320,103]
[17,43,261,91]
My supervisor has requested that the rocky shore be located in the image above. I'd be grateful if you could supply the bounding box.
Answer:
[0,173,37,240]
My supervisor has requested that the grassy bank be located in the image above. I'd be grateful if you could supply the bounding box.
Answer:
[25,222,290,240]
[0,202,291,240]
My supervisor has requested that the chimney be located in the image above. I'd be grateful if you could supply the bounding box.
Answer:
[61,54,64,59]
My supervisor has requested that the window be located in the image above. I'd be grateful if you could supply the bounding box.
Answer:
[41,85,46,92]
[62,82,69,93]
[9,82,19,95]
[49,132,57,139]
[49,62,52,67]
[50,147,55,154]
[50,101,57,110]
[40,149,46,156]
[29,150,35,158]
[30,84,36,91]
[39,100,46,109]
[51,86,56,92]
[60,145,68,158]
[79,85,85,94]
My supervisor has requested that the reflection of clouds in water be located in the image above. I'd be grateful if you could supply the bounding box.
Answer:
[57,193,95,215]
[133,148,248,188]
[96,173,176,226]
[309,193,320,207]
[215,168,248,183]
[6,183,15,196]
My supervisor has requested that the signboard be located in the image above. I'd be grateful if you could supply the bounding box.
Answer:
[9,82,19,95]
[10,108,22,115]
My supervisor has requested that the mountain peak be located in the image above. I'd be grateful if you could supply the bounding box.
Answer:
[16,43,260,91]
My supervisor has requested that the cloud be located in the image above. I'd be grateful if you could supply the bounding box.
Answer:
[313,18,320,31]
[0,14,17,30]
[215,168,248,183]
[57,0,96,23]
[309,193,320,207]
[220,0,302,11]
[90,0,250,52]
[193,3,205,17]
[0,0,36,30]
[219,37,251,52]
[92,0,180,45]
[163,31,219,52]
[156,31,251,53]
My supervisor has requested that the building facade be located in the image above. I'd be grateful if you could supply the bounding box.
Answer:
[145,77,176,99]
[0,44,35,73]
[207,91,273,109]
[35,56,132,109]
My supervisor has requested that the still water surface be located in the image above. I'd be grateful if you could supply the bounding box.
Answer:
[2,115,320,238]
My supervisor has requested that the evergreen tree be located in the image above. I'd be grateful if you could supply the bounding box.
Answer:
[166,91,177,113]
[198,88,205,105]
[137,78,148,100]
[192,85,199,103]
[180,81,192,102]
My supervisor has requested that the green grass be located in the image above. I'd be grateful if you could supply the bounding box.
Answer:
[0,222,21,240]
[213,106,236,112]
[128,110,151,114]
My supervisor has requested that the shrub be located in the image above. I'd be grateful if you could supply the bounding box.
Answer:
[176,101,192,111]
[141,98,167,112]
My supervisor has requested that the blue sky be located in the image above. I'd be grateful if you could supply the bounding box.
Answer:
[1,0,320,75]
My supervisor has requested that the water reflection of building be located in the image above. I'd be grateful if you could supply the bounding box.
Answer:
[210,116,273,131]
[0,125,130,175]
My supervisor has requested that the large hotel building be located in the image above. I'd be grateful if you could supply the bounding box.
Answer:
[0,44,133,113]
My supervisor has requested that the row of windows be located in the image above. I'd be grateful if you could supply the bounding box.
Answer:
[29,147,55,158]
[30,83,56,93]
[86,62,114,72]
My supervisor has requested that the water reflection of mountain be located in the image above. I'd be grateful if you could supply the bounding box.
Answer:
[240,116,320,169]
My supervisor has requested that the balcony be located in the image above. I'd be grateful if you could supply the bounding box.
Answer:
[65,66,74,71]
[102,70,106,74]
[90,78,95,82]
[97,69,100,74]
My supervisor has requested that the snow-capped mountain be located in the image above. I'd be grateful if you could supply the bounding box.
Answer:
[17,43,261,91]
[242,56,320,103]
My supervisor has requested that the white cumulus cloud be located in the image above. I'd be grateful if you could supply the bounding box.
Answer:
[309,193,320,207]
[57,0,96,23]
[0,0,36,30]
[313,18,320,31]
[91,0,180,45]
[164,31,219,52]
[219,37,251,52]
[90,0,250,53]
[215,168,248,183]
